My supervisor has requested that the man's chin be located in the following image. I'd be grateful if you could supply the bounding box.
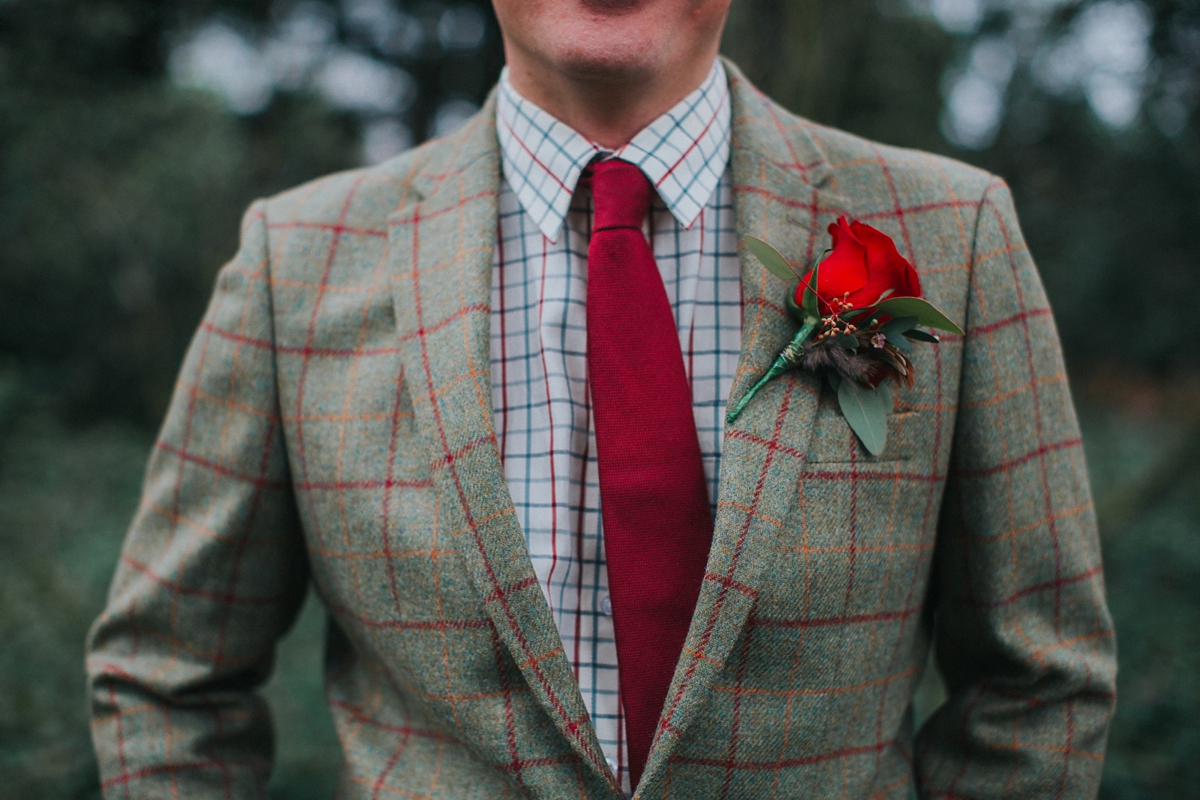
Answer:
[547,40,661,86]
[577,0,651,13]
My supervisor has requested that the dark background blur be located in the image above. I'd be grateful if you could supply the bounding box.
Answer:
[1,0,1198,797]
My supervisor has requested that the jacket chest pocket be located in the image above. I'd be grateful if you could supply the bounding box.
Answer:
[804,387,933,464]
[758,385,946,632]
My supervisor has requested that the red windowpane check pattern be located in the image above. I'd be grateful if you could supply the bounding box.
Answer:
[84,59,1114,800]
[492,63,738,794]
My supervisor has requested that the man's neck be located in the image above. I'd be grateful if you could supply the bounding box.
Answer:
[503,50,719,150]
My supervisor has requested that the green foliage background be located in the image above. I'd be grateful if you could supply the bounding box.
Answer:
[2,0,1199,798]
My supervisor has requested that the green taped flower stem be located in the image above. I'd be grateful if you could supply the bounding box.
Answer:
[725,319,818,424]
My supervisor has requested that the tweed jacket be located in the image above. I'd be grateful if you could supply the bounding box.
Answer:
[87,61,1116,800]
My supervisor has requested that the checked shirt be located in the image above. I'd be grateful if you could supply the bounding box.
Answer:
[492,60,737,793]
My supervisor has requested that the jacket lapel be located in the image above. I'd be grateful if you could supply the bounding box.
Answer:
[386,101,617,793]
[387,66,857,796]
[636,61,853,796]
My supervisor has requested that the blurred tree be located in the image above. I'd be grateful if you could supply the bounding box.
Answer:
[0,0,504,428]
[722,0,955,154]
[0,0,359,425]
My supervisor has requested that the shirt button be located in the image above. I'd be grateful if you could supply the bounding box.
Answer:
[600,594,613,616]
[606,757,618,774]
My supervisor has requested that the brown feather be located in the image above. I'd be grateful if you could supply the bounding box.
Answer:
[799,334,918,389]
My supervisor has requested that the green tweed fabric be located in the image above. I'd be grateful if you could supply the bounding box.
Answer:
[87,60,1116,800]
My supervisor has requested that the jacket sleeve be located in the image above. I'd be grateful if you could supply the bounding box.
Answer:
[914,180,1117,797]
[86,200,310,799]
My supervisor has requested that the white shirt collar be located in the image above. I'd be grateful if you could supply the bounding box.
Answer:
[495,60,732,242]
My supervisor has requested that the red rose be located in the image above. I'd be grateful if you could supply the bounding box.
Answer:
[795,217,922,315]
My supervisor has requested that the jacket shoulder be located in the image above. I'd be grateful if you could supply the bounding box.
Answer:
[250,100,498,284]
[257,135,444,235]
[246,124,489,296]
[804,115,999,210]
[736,77,1000,211]
[726,58,1001,214]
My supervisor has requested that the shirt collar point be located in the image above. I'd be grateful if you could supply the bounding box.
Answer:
[537,218,565,243]
[670,201,706,230]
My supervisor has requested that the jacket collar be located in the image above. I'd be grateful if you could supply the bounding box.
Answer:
[387,58,853,798]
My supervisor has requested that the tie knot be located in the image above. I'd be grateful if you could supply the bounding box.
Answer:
[587,159,653,232]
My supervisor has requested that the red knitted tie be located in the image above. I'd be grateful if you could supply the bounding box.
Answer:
[584,159,714,788]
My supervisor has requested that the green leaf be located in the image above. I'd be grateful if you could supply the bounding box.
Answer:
[784,282,806,322]
[834,333,858,351]
[853,308,887,330]
[877,380,893,413]
[744,235,801,282]
[885,332,912,352]
[902,328,940,343]
[879,315,919,337]
[837,378,890,456]
[875,297,965,335]
[802,259,820,320]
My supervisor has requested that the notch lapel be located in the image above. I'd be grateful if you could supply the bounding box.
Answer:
[636,62,854,796]
[386,104,617,794]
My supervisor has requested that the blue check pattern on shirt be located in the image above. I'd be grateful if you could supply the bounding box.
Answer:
[491,61,738,795]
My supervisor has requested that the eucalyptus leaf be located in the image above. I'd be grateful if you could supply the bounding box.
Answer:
[837,379,889,456]
[744,235,801,282]
[802,259,820,320]
[834,333,859,351]
[877,379,892,413]
[902,329,939,343]
[855,308,886,329]
[885,332,912,352]
[785,282,806,323]
[875,297,965,335]
[879,315,920,337]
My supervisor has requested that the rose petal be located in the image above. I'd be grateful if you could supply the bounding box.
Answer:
[818,217,870,307]
[847,276,900,310]
[851,221,923,299]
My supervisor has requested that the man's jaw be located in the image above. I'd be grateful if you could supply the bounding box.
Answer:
[578,0,652,13]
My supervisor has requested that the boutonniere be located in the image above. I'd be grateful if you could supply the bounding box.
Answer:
[726,217,965,456]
